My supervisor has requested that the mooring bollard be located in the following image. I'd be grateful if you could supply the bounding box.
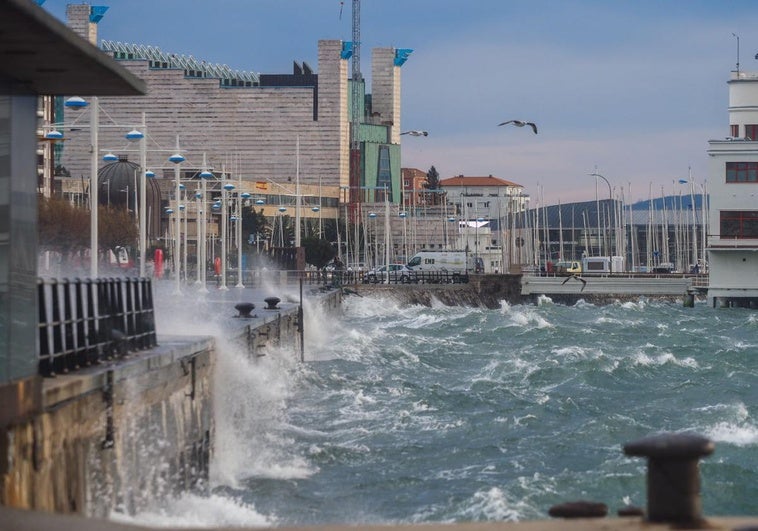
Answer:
[548,501,608,519]
[264,296,280,310]
[623,432,714,525]
[234,302,256,318]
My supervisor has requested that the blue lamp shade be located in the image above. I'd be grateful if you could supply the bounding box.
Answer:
[64,96,88,108]
[255,199,265,205]
[447,217,456,222]
[102,152,118,162]
[195,192,203,199]
[399,212,407,218]
[168,153,185,164]
[145,170,155,178]
[240,192,252,199]
[476,217,484,222]
[230,216,238,221]
[165,208,174,214]
[125,129,144,141]
[45,130,64,140]
[312,206,320,212]
[179,204,185,211]
[368,212,377,218]
[212,203,221,211]
[678,179,688,184]
[223,183,235,191]
[278,206,287,213]
[199,170,213,179]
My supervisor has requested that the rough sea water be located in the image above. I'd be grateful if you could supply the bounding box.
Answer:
[116,294,758,528]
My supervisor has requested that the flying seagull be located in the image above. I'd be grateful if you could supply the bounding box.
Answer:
[400,130,429,136]
[498,120,538,134]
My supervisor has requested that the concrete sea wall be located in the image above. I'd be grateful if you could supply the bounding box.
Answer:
[0,289,340,517]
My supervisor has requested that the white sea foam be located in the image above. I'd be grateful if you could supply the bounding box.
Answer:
[705,422,758,446]
[110,493,273,528]
[501,304,553,329]
[536,294,553,306]
[459,487,530,522]
[629,350,698,368]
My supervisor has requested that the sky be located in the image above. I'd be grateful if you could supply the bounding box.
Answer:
[42,0,758,205]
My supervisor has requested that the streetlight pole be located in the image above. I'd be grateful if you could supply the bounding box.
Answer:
[169,137,185,294]
[220,175,233,291]
[589,172,613,256]
[90,96,99,277]
[295,135,301,249]
[138,113,147,276]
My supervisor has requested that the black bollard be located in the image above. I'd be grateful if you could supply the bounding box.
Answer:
[548,501,607,519]
[234,302,256,318]
[623,432,714,525]
[264,296,280,310]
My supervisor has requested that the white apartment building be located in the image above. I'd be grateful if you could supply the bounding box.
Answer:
[707,70,758,308]
[440,174,527,223]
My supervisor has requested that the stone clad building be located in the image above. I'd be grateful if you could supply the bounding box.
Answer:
[54,4,410,225]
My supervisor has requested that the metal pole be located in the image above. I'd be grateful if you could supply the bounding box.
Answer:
[173,137,181,295]
[138,112,147,277]
[295,135,301,248]
[236,172,245,288]
[90,96,99,278]
[220,169,229,291]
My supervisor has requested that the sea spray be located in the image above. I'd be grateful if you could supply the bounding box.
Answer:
[125,291,758,526]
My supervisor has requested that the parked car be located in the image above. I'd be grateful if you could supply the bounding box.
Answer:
[363,264,416,284]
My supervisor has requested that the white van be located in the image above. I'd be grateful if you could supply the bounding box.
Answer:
[406,250,477,274]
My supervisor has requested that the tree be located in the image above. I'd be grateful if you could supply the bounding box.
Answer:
[99,205,138,263]
[302,236,336,269]
[425,165,440,191]
[39,196,91,266]
[241,206,268,244]
[424,166,441,205]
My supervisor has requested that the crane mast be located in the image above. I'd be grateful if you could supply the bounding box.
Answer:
[349,0,361,205]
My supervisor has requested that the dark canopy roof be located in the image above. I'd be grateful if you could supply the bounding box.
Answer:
[0,0,145,96]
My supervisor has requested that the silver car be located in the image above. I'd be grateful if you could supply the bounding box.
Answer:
[363,264,416,284]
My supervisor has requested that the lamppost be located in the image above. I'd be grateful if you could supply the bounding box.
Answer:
[45,96,145,278]
[236,191,250,288]
[220,179,235,291]
[399,210,408,263]
[195,155,214,292]
[168,138,185,294]
[589,172,613,256]
[368,211,377,269]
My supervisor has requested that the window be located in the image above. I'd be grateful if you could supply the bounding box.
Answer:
[746,125,758,140]
[726,162,758,183]
[376,146,392,202]
[720,211,758,238]
[731,124,739,137]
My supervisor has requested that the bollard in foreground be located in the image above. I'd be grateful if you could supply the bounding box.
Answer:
[624,432,714,526]
[264,296,281,310]
[234,302,256,318]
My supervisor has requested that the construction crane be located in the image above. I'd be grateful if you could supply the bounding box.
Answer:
[349,0,362,207]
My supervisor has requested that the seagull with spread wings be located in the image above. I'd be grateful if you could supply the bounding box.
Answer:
[498,120,538,134]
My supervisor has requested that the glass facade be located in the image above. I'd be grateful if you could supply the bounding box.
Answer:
[0,89,39,384]
[376,145,392,202]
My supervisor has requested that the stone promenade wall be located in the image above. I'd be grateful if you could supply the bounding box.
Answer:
[0,289,340,518]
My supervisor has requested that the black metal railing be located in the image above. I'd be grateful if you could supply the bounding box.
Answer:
[37,277,157,377]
